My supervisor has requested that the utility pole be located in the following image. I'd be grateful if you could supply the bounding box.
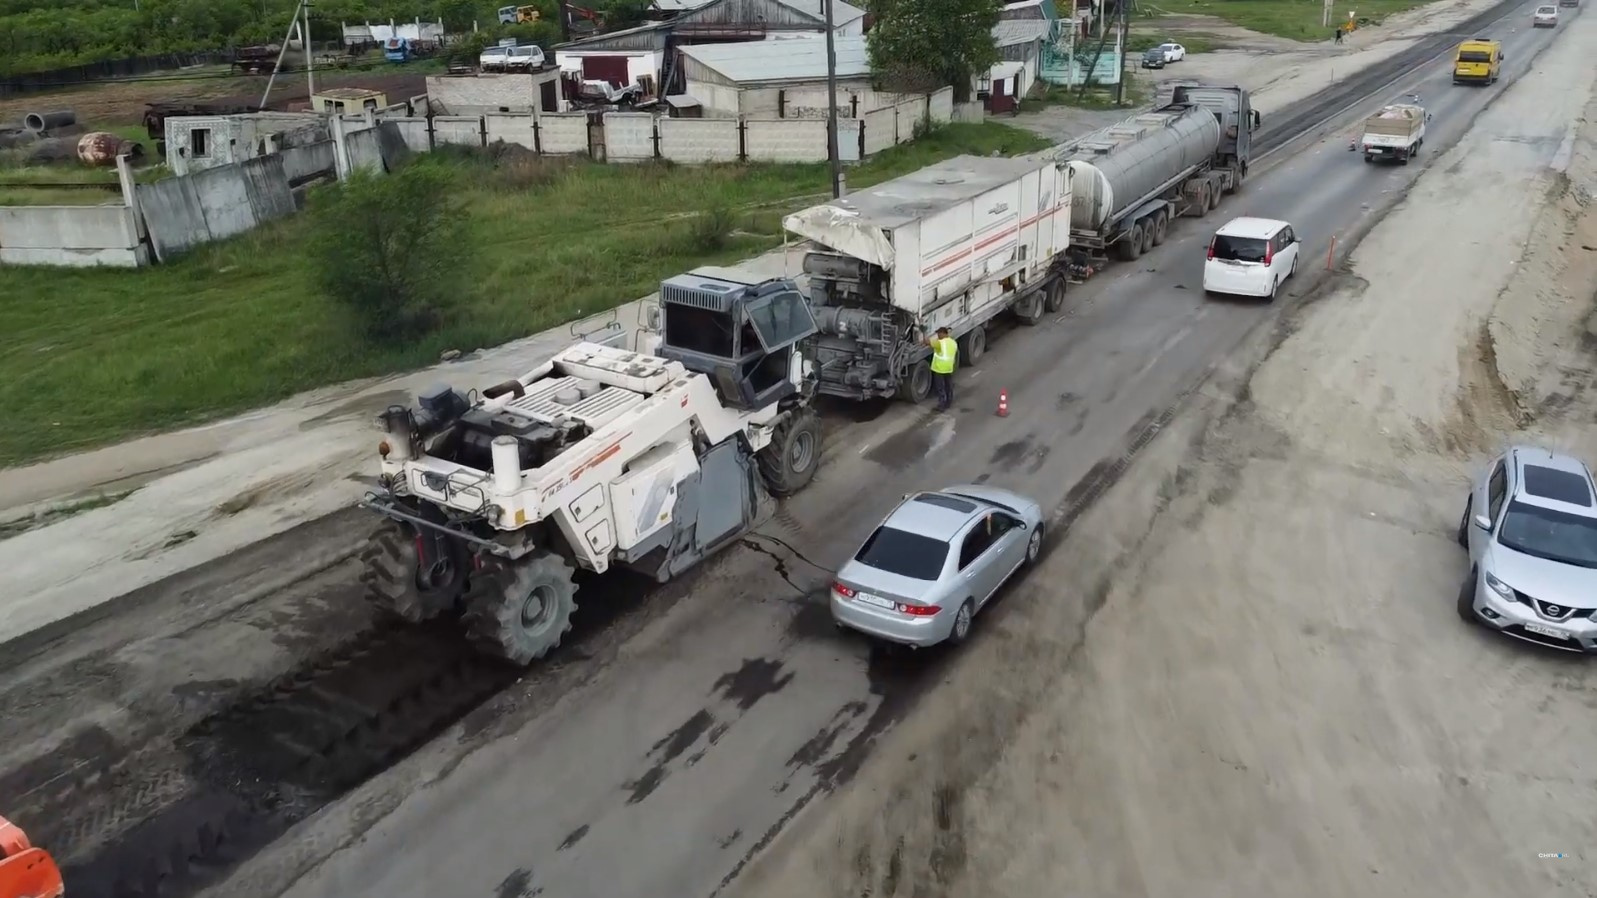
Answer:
[260,0,308,110]
[823,0,843,198]
[304,0,316,100]
[1112,0,1128,105]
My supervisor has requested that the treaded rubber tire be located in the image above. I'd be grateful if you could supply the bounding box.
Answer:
[965,326,987,366]
[759,408,821,497]
[1140,220,1156,254]
[1151,212,1169,246]
[1043,278,1066,314]
[898,360,934,404]
[1457,569,1479,623]
[1014,290,1045,326]
[1024,522,1045,566]
[358,520,464,623]
[948,599,976,645]
[463,551,579,665]
[1117,223,1144,261]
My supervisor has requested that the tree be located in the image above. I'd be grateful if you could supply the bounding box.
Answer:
[865,0,1002,102]
[308,159,473,345]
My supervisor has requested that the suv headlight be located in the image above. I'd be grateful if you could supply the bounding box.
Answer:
[1483,572,1516,600]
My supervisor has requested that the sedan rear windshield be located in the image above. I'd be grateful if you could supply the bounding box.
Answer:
[1458,50,1492,62]
[1211,234,1269,262]
[854,526,949,580]
[1498,500,1597,569]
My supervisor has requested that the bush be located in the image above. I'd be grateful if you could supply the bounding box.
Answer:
[308,160,472,345]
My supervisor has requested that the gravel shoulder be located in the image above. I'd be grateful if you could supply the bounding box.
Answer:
[728,8,1597,897]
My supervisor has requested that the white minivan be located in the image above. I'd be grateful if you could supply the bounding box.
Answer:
[1203,217,1301,301]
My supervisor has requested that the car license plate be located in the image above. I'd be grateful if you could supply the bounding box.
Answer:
[1525,622,1571,640]
[854,592,896,611]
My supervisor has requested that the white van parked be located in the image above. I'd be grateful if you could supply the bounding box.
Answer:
[1203,216,1301,301]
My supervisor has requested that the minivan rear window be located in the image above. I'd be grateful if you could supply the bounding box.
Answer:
[1211,234,1268,262]
[854,526,949,580]
[1458,50,1491,61]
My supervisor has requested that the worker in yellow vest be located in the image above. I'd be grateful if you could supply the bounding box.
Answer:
[926,326,958,411]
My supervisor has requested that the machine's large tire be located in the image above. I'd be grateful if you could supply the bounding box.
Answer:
[1043,277,1066,314]
[960,326,987,367]
[358,520,466,623]
[1013,290,1045,326]
[1115,223,1144,261]
[462,551,579,666]
[760,408,821,497]
[898,360,934,404]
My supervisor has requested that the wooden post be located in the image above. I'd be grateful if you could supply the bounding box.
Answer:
[1326,235,1337,270]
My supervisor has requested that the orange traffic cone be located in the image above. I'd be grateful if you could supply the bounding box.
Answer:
[997,390,1009,417]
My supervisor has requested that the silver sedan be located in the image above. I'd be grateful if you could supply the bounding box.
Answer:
[830,485,1045,648]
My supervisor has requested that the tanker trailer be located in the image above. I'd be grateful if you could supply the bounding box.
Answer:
[1035,85,1258,269]
[781,155,1073,404]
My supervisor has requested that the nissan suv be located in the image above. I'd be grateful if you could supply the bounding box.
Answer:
[1457,446,1597,652]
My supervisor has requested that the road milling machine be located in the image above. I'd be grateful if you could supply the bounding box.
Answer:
[358,269,823,665]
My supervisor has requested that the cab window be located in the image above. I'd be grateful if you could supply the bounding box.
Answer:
[1487,461,1509,522]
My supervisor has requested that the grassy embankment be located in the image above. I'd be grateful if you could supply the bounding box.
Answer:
[0,121,1050,467]
[1171,0,1439,41]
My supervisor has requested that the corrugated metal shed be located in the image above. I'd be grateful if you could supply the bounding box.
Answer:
[992,20,1049,46]
[557,0,864,49]
[679,35,869,86]
[557,20,674,51]
[999,0,1058,20]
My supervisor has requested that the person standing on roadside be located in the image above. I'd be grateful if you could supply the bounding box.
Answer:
[1334,25,1343,43]
[926,326,958,411]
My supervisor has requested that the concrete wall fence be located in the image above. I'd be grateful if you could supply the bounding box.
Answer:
[370,86,954,164]
[0,87,965,268]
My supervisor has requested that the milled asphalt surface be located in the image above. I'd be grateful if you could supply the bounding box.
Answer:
[194,7,1577,897]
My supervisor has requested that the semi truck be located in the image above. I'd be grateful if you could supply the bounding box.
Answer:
[779,155,1073,404]
[1359,103,1427,164]
[358,270,823,666]
[1036,84,1259,268]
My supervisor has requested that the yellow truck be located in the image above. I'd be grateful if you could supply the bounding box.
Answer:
[1452,38,1502,85]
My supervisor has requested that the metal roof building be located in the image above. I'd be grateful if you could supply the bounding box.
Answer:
[678,35,870,86]
[556,0,866,52]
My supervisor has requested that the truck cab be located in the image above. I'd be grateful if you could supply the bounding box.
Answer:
[1452,38,1502,85]
[1170,84,1259,174]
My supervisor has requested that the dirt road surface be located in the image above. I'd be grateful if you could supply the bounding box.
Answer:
[733,7,1597,898]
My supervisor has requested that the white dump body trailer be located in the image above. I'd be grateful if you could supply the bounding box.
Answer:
[782,155,1073,403]
[1359,103,1426,164]
[1034,90,1256,269]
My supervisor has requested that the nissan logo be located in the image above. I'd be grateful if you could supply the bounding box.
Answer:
[1547,605,1562,615]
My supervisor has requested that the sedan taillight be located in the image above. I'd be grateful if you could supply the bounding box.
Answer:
[897,603,940,616]
[832,581,857,598]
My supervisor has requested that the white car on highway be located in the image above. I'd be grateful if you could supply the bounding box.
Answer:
[1203,217,1301,301]
[1533,5,1558,26]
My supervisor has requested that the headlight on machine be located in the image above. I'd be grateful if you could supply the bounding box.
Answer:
[1483,572,1515,600]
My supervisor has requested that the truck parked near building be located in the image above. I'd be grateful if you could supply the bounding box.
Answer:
[1037,84,1259,269]
[780,155,1073,405]
[1359,102,1427,164]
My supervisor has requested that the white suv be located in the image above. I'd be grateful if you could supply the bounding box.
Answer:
[1458,446,1597,652]
[1202,216,1300,301]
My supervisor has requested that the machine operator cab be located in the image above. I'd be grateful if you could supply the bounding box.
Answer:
[645,267,819,412]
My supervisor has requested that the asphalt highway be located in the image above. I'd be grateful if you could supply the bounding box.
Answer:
[223,7,1576,896]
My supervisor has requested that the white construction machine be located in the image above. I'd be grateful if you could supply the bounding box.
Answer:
[358,269,823,665]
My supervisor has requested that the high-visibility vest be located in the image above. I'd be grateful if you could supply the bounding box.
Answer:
[930,337,958,374]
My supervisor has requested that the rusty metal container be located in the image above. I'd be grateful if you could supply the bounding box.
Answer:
[76,131,144,165]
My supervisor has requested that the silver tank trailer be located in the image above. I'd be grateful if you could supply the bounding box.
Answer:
[1040,106,1222,232]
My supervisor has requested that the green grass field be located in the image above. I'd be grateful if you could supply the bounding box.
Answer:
[1166,0,1437,41]
[0,121,1050,467]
